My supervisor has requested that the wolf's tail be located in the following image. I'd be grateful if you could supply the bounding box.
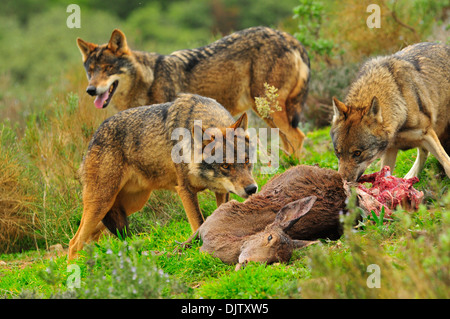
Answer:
[102,207,129,238]
[287,84,309,129]
[286,45,310,129]
[441,123,450,155]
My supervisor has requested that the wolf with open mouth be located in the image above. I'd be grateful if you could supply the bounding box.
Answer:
[76,26,310,159]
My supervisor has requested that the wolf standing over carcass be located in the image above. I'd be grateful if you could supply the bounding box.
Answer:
[76,26,310,158]
[68,94,257,260]
[331,42,450,181]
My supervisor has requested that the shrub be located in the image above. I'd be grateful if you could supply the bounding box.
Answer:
[77,239,191,299]
[293,0,335,60]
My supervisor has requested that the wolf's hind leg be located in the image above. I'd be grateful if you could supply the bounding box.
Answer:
[68,197,116,260]
[405,147,428,179]
[269,109,305,159]
[90,221,109,242]
[422,129,450,178]
[68,157,124,260]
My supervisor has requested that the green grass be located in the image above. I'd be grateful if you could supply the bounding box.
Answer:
[1,122,449,299]
[0,88,449,299]
[0,0,448,300]
[2,201,448,299]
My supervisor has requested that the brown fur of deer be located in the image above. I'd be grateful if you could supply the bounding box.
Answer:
[181,165,347,268]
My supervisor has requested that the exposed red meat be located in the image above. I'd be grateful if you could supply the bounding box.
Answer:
[356,166,424,218]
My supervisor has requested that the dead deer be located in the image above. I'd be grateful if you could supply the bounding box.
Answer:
[180,165,347,269]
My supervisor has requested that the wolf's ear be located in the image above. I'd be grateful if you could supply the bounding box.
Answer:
[332,97,348,118]
[77,38,97,61]
[230,113,248,130]
[192,124,215,149]
[369,96,382,122]
[108,29,130,56]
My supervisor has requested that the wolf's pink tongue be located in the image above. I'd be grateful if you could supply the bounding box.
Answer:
[94,91,109,109]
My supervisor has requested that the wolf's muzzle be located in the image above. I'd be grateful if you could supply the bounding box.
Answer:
[86,85,97,96]
[244,184,258,196]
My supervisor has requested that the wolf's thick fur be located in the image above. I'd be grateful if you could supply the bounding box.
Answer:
[68,94,257,259]
[76,27,310,158]
[331,42,450,181]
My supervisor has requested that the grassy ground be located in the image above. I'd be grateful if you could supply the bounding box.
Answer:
[1,101,449,298]
[0,0,448,301]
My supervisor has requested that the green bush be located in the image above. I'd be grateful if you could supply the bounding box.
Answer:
[1,0,449,300]
[293,0,335,58]
[77,239,191,299]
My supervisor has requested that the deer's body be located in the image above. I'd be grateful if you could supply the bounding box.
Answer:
[191,165,347,265]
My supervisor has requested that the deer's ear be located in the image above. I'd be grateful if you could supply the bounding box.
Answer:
[274,196,317,230]
[292,240,318,250]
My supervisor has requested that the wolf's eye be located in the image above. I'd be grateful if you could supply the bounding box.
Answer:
[221,163,230,170]
[267,235,273,242]
[353,150,362,157]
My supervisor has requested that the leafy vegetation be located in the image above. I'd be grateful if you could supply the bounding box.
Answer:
[293,0,336,59]
[0,0,449,299]
[1,119,449,298]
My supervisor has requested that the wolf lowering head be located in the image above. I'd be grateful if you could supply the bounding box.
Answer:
[187,113,257,199]
[330,96,389,182]
[76,29,153,109]
[330,42,450,182]
[68,94,259,260]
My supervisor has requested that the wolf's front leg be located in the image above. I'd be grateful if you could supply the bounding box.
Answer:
[215,192,230,207]
[176,184,204,232]
[380,148,398,172]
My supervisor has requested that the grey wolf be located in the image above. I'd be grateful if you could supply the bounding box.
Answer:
[76,26,310,158]
[68,94,257,259]
[331,42,450,181]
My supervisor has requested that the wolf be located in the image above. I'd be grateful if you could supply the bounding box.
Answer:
[76,26,310,158]
[68,94,257,259]
[331,42,450,182]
